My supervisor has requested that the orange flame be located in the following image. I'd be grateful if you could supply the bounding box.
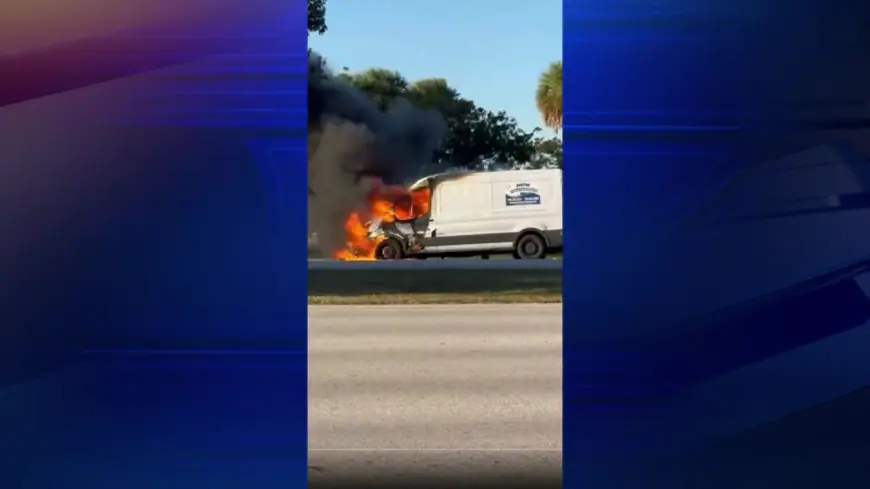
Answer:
[332,180,431,261]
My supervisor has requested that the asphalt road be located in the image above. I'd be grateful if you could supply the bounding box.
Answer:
[308,304,563,485]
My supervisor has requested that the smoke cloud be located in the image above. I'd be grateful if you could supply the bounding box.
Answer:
[308,51,446,256]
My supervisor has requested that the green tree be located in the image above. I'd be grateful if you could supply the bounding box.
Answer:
[341,68,537,169]
[408,78,460,112]
[409,78,519,166]
[531,137,563,169]
[535,61,563,133]
[440,105,536,168]
[340,68,409,110]
[308,0,327,35]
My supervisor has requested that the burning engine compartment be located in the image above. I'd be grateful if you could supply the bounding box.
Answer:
[332,182,432,261]
[308,50,446,260]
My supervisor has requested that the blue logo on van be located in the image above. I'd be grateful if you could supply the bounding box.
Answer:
[505,183,541,206]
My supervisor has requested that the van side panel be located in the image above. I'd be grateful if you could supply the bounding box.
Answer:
[420,169,563,255]
[436,180,492,221]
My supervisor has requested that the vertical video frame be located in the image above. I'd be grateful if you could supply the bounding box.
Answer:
[307,1,563,487]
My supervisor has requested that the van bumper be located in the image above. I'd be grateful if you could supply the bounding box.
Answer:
[544,230,563,249]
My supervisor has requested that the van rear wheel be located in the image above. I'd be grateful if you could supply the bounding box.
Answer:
[376,238,404,260]
[515,233,546,259]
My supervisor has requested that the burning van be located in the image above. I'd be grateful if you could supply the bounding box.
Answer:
[334,168,563,260]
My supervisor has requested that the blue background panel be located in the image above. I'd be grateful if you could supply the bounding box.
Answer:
[0,1,308,488]
[563,1,870,488]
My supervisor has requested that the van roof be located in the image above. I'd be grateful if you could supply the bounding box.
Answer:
[407,173,448,190]
[408,168,561,191]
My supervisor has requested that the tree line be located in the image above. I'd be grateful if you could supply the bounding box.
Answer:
[308,0,563,171]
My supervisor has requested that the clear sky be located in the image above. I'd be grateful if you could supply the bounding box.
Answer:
[308,0,563,134]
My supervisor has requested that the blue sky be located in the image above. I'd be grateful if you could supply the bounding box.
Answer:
[308,0,562,134]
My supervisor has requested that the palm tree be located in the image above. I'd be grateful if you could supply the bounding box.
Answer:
[535,61,563,133]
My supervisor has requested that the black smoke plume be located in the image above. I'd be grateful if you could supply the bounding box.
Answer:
[307,51,446,256]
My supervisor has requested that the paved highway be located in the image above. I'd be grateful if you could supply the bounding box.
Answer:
[308,304,563,485]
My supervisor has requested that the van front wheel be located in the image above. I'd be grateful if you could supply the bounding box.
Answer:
[514,233,546,259]
[376,238,405,260]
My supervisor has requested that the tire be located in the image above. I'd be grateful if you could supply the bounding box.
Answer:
[514,233,547,259]
[375,238,404,260]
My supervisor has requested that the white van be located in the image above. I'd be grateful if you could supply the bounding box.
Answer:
[369,168,563,259]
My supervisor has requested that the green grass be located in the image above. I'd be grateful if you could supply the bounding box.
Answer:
[308,269,562,304]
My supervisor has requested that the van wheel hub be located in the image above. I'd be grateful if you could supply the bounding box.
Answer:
[382,246,399,259]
